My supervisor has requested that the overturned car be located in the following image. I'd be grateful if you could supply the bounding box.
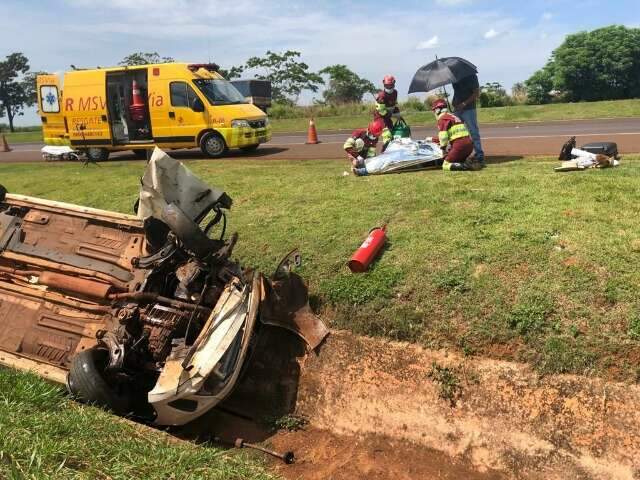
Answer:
[0,148,327,426]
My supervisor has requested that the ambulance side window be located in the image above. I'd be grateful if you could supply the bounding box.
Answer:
[170,82,198,108]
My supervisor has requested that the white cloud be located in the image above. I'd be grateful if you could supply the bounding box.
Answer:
[484,28,499,39]
[416,35,440,50]
[542,12,553,21]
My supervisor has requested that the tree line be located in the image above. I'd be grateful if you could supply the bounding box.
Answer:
[1,24,638,131]
[119,51,376,106]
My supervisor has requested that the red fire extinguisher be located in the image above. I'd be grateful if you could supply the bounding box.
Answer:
[348,225,387,273]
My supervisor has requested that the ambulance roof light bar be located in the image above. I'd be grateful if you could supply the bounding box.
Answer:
[187,63,220,72]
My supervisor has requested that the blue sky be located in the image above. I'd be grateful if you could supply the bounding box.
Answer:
[2,0,639,125]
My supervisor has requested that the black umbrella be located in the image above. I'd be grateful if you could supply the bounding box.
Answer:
[408,57,477,93]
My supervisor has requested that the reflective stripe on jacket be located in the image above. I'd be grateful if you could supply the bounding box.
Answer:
[375,89,398,118]
[436,112,469,148]
[343,129,378,158]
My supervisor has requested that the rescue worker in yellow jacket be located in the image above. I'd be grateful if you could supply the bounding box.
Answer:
[343,119,388,172]
[430,99,479,171]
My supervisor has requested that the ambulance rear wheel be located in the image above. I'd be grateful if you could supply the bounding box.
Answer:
[240,144,260,154]
[86,148,109,162]
[200,132,227,158]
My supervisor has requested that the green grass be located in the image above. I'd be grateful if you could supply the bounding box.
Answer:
[269,98,640,132]
[2,155,640,380]
[2,129,43,144]
[0,368,273,479]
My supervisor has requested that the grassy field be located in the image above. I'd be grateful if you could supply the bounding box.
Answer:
[1,155,640,381]
[0,368,272,479]
[269,98,640,132]
[2,130,43,144]
[4,98,640,144]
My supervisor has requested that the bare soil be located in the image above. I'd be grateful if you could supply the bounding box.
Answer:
[294,331,640,480]
[269,428,505,480]
[184,327,639,479]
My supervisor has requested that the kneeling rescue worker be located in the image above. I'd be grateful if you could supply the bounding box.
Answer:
[344,119,386,174]
[431,99,479,171]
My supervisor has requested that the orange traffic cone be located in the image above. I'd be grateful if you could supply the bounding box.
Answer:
[2,135,12,152]
[129,80,146,122]
[306,118,320,144]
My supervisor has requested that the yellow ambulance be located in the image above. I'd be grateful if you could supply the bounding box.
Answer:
[37,63,271,161]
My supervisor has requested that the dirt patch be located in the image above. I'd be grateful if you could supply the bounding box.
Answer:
[295,331,640,480]
[269,427,505,480]
[177,327,639,479]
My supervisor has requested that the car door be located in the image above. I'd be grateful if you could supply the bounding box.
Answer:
[168,81,207,144]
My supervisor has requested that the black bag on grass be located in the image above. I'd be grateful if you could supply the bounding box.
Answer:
[580,142,618,158]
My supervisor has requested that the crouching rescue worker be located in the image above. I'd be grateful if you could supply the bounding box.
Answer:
[431,99,479,171]
[344,120,386,175]
[375,75,400,151]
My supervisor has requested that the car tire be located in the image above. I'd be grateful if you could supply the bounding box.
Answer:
[200,132,227,158]
[132,149,148,160]
[85,147,109,162]
[66,348,132,415]
[239,144,260,154]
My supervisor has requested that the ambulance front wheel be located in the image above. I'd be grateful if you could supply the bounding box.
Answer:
[200,132,227,158]
[85,148,109,162]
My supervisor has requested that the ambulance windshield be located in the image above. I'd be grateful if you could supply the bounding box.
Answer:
[193,79,247,106]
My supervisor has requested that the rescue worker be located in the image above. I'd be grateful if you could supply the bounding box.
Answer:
[343,120,386,174]
[374,75,400,150]
[430,99,479,171]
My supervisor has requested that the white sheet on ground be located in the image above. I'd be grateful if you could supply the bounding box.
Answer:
[364,138,443,175]
[571,147,620,168]
[41,146,80,161]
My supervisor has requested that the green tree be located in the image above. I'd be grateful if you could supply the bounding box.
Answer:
[218,65,244,80]
[524,63,555,104]
[318,65,376,104]
[479,82,511,107]
[511,82,527,103]
[244,50,322,103]
[525,25,640,103]
[0,53,35,132]
[119,52,174,66]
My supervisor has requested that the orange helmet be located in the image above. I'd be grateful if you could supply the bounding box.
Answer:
[431,99,448,112]
[383,75,396,88]
[367,120,384,138]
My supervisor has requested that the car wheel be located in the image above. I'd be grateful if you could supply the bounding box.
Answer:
[85,147,109,162]
[239,144,260,154]
[132,149,148,159]
[200,132,227,158]
[66,348,132,415]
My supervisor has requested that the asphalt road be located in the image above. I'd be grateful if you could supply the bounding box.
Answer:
[2,117,638,164]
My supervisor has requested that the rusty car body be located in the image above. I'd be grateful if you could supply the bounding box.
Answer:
[0,148,327,426]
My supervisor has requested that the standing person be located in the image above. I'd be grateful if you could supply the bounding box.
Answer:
[452,73,485,167]
[374,75,400,150]
[343,120,387,174]
[431,99,479,171]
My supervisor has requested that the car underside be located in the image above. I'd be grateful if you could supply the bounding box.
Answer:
[0,148,328,426]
